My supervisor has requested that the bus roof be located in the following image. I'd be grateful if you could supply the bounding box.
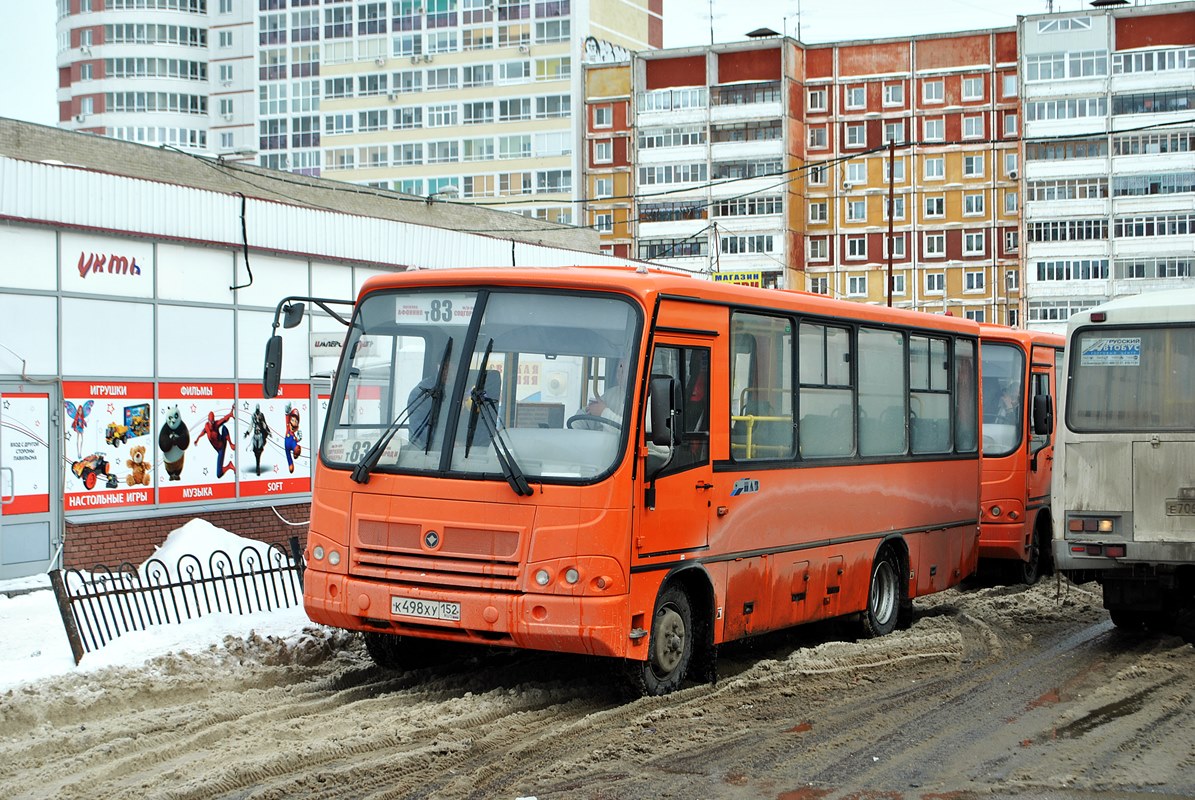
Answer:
[1068,288,1195,332]
[978,324,1064,349]
[360,266,982,336]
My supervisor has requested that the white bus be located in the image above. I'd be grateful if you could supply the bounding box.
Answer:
[1052,289,1195,642]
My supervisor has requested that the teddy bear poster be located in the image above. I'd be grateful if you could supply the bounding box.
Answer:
[61,381,155,509]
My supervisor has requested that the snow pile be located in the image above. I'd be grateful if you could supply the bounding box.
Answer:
[0,519,318,693]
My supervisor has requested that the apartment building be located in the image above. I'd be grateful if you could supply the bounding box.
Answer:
[802,30,1020,321]
[56,0,662,223]
[584,30,1019,314]
[1019,1,1195,332]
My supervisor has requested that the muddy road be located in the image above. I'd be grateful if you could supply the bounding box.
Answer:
[2,578,1193,800]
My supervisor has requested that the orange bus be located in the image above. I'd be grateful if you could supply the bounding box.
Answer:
[978,326,1065,584]
[264,266,982,695]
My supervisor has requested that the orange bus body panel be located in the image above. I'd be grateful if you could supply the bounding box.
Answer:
[978,325,1065,564]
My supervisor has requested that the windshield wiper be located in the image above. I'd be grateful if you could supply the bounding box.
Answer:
[351,337,453,484]
[414,338,454,454]
[465,340,532,496]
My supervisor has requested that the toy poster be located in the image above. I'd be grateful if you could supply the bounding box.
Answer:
[237,383,311,497]
[157,382,237,504]
[1,392,51,515]
[62,381,155,511]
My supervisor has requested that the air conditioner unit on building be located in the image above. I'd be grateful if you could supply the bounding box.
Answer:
[423,54,433,62]
[221,80,233,87]
[1008,169,1019,180]
[842,181,853,191]
[79,46,91,56]
[375,56,386,67]
[388,92,398,101]
[73,114,87,123]
[410,55,420,64]
[222,112,234,121]
[518,44,530,53]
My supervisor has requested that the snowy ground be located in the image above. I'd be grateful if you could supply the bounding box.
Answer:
[0,520,312,693]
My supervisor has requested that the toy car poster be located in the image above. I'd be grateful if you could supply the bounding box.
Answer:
[1,391,51,515]
[157,382,237,504]
[237,383,311,496]
[62,381,155,511]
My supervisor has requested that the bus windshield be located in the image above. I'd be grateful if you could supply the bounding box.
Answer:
[323,288,642,485]
[980,341,1025,456]
[1068,325,1195,432]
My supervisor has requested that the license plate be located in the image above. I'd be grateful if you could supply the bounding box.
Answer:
[390,596,461,621]
[1166,500,1195,516]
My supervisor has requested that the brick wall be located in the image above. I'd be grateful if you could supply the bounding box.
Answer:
[63,504,311,569]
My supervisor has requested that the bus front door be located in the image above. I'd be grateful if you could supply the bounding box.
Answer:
[637,343,712,560]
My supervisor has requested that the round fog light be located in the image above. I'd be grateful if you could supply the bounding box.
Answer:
[313,545,325,560]
[565,568,580,584]
[535,569,551,586]
[990,505,1002,518]
[328,550,341,566]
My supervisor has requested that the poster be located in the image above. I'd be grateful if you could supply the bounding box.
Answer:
[237,383,311,497]
[1,392,51,515]
[62,381,155,511]
[157,382,237,504]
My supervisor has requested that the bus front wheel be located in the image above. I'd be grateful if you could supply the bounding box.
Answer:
[861,548,900,638]
[631,585,693,696]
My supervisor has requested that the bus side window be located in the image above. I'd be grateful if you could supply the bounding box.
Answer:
[650,345,710,475]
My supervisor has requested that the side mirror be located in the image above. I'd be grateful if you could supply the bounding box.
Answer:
[263,335,283,398]
[1032,393,1052,436]
[282,302,306,329]
[648,375,675,447]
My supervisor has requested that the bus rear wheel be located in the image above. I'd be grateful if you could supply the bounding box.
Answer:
[861,547,900,638]
[1017,527,1043,586]
[630,585,693,696]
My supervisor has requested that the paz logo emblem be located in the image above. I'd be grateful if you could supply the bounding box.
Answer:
[424,530,441,548]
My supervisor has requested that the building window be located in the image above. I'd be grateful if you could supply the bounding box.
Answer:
[924,232,945,257]
[808,238,828,260]
[885,234,906,259]
[925,272,945,293]
[847,199,866,222]
[845,123,865,148]
[890,273,906,295]
[593,212,613,233]
[1003,113,1018,137]
[964,193,985,216]
[924,196,945,218]
[848,274,867,296]
[883,120,905,144]
[593,104,612,128]
[883,196,905,221]
[808,126,827,149]
[846,162,866,185]
[962,76,984,101]
[962,116,983,139]
[808,88,827,112]
[808,164,827,185]
[965,309,986,323]
[594,177,613,198]
[964,155,984,178]
[965,270,985,291]
[809,201,828,223]
[219,30,233,48]
[923,79,943,103]
[593,139,612,164]
[1005,230,1020,253]
[809,275,829,294]
[1004,191,1018,214]
[1002,74,1017,97]
[846,235,866,259]
[964,231,986,255]
[884,158,905,183]
[923,117,944,142]
[1006,269,1020,291]
[924,156,944,180]
[845,85,866,109]
[883,83,904,106]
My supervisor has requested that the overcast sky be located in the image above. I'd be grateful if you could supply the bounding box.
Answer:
[0,0,1139,128]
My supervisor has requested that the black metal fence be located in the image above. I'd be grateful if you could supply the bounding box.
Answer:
[50,537,306,665]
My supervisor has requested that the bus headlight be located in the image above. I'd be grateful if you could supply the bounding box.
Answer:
[328,550,341,566]
[535,569,551,586]
[313,545,325,560]
[565,568,580,585]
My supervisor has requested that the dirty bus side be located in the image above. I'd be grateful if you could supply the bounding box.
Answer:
[288,267,983,695]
